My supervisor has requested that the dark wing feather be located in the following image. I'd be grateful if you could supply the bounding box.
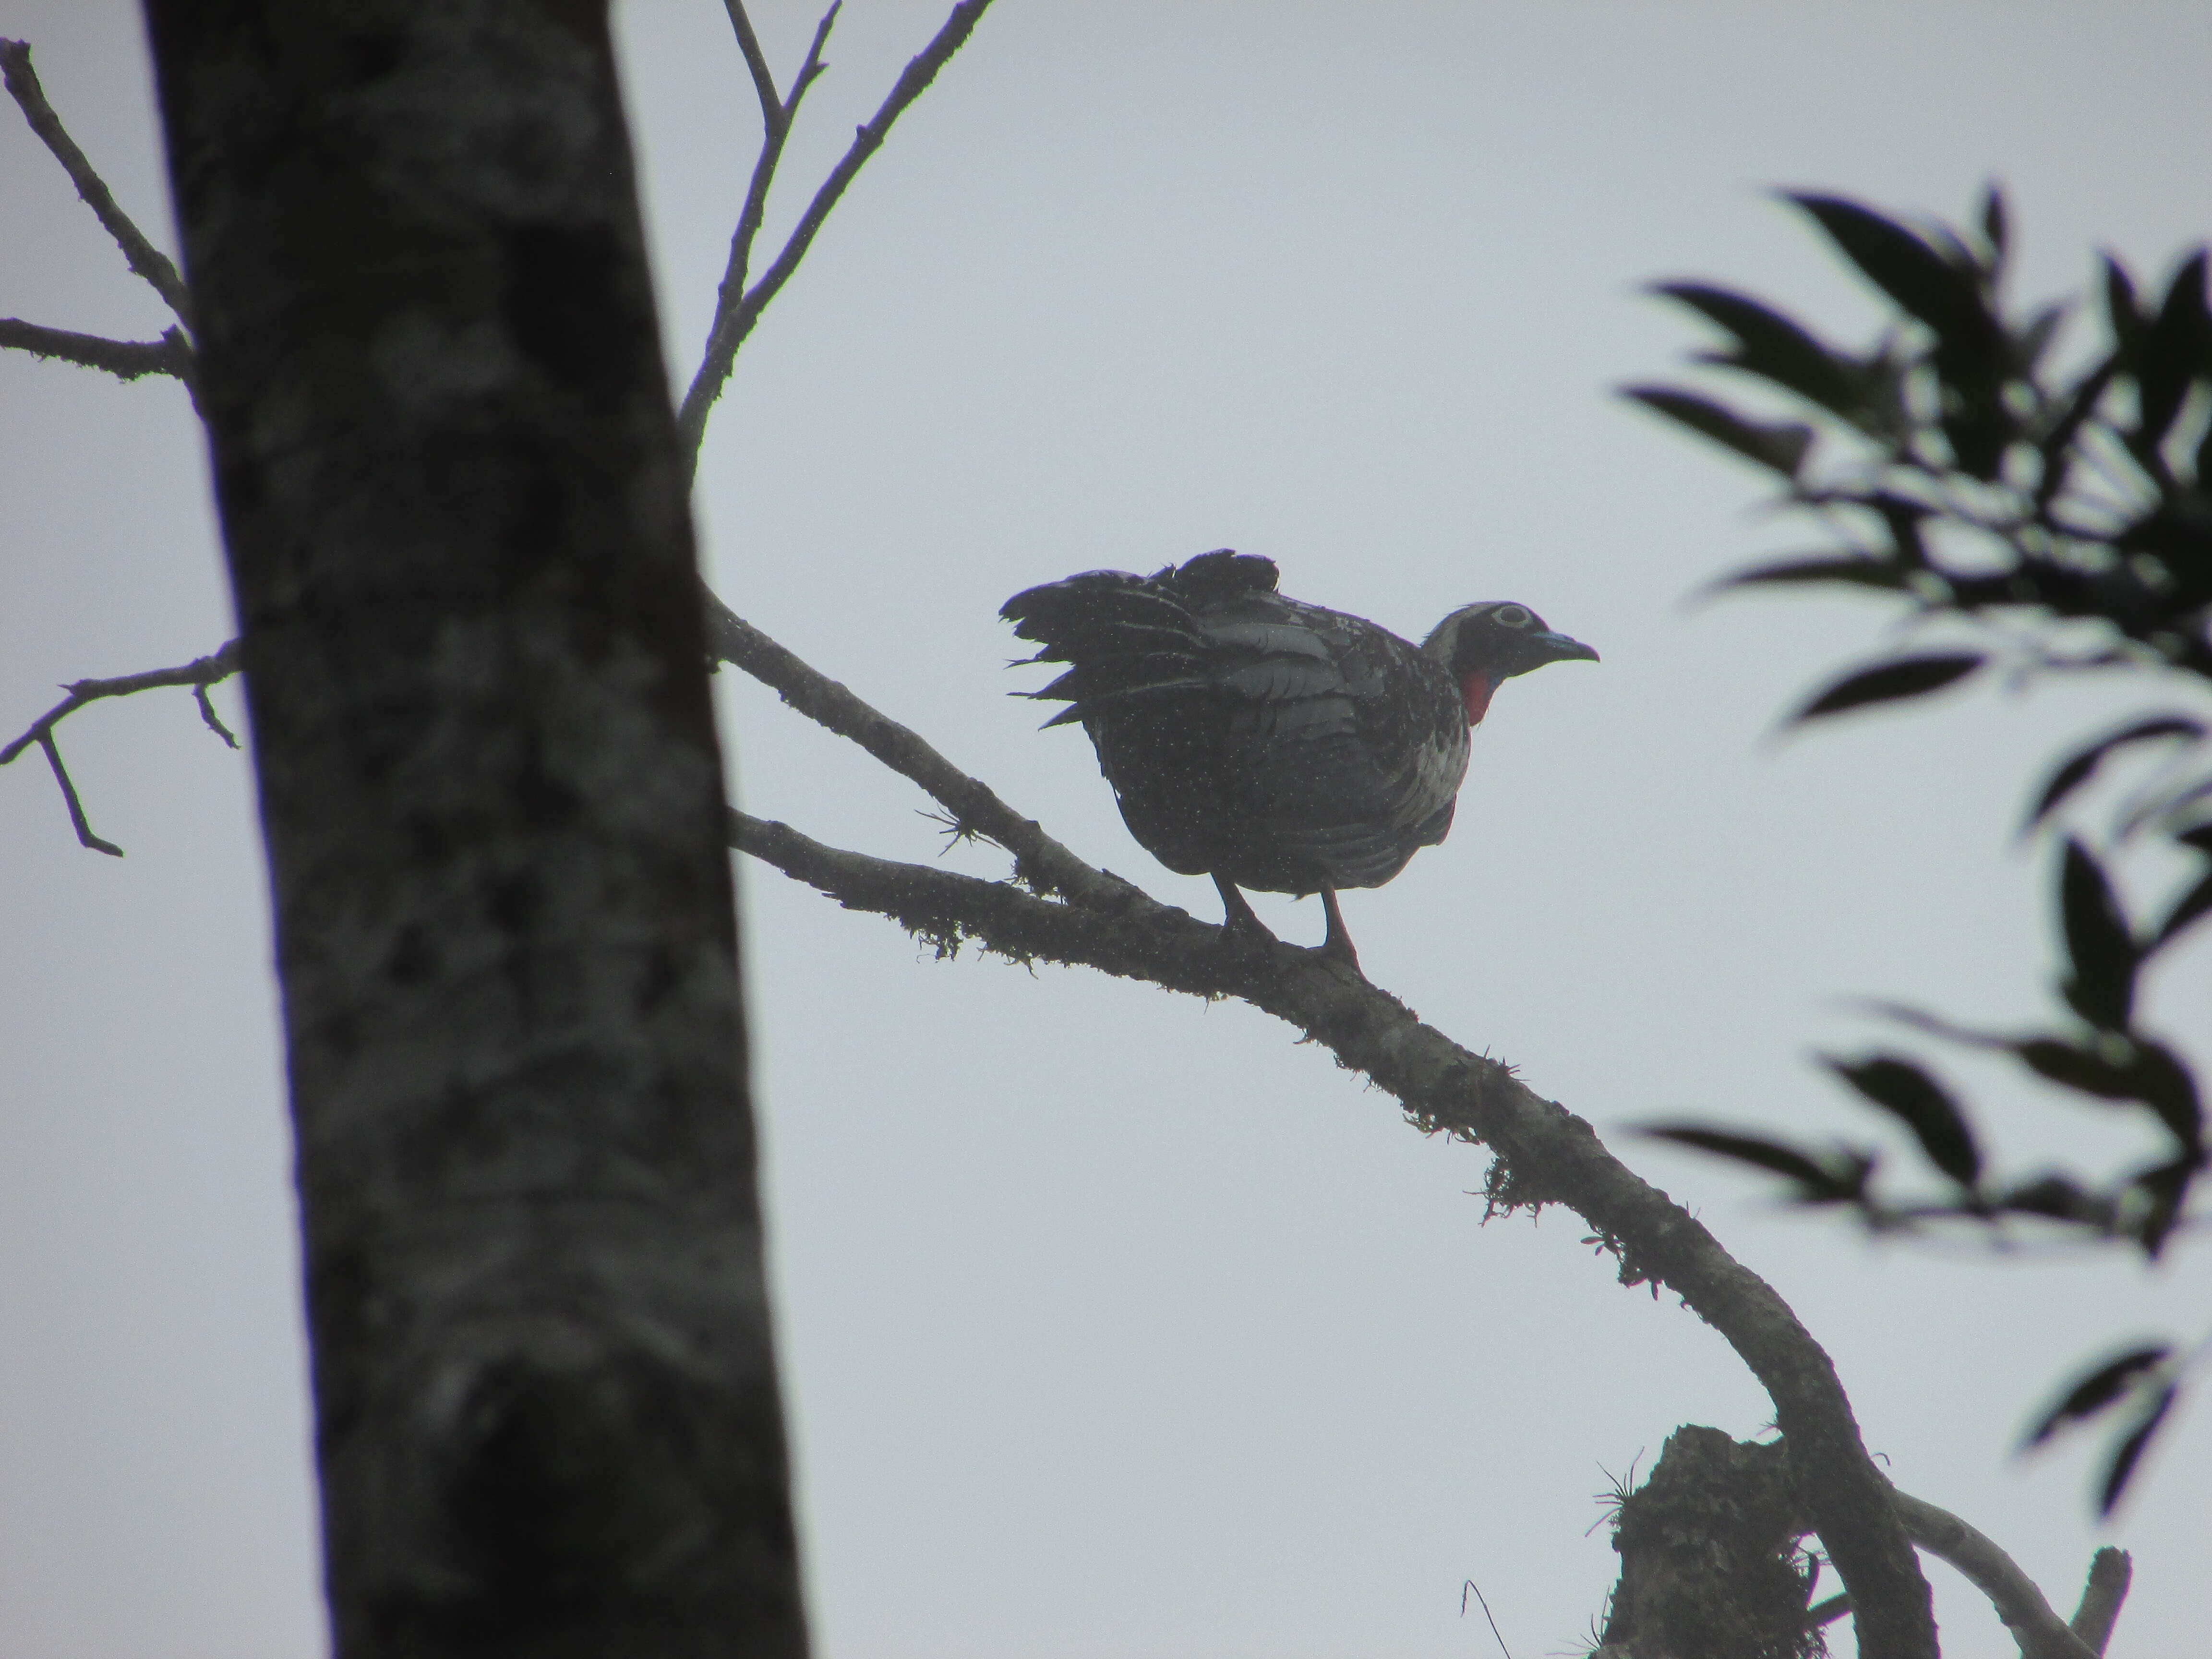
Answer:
[1001,568,1217,721]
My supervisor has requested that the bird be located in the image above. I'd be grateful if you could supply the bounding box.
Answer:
[1000,549,1597,967]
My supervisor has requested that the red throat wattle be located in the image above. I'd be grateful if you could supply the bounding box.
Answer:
[1460,672,1496,725]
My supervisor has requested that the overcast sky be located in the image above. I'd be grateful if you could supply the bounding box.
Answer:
[2,3,2209,1656]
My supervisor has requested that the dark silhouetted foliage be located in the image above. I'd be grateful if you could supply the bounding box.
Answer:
[1632,188,2210,1513]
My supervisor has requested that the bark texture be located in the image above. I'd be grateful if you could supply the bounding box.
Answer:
[139,7,805,1658]
[1596,1427,1820,1659]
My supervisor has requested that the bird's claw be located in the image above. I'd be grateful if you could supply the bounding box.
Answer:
[1214,876,1281,962]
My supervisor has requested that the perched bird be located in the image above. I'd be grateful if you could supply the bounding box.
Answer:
[1001,549,1596,965]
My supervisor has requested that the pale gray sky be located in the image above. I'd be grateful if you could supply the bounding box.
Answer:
[2,3,2208,1656]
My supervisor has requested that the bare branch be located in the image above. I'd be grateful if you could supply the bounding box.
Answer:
[0,317,194,386]
[2068,1547,2132,1655]
[37,733,122,856]
[1891,1490,2099,1659]
[705,590,1130,908]
[193,681,239,748]
[676,0,994,462]
[0,39,194,327]
[2,638,242,769]
[720,0,787,125]
[3,637,244,849]
[680,4,840,469]
[3,641,242,850]
[724,781,1935,1652]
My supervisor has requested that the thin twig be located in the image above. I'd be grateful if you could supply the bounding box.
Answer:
[2,638,241,768]
[1459,1580,1512,1659]
[1891,1489,2099,1659]
[721,0,787,124]
[2067,1547,2131,1655]
[193,681,240,748]
[676,0,994,462]
[37,732,122,855]
[0,317,194,386]
[680,2,840,473]
[3,639,241,851]
[0,39,194,327]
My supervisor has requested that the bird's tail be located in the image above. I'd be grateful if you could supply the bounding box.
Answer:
[999,551,1276,726]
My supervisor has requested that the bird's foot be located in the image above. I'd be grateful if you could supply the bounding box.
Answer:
[1214,876,1280,962]
[1315,888,1364,975]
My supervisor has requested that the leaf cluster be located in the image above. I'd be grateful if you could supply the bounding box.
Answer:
[1634,189,2212,697]
[1633,190,2212,1513]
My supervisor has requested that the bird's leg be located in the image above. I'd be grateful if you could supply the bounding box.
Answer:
[1317,886,1362,971]
[1213,874,1277,955]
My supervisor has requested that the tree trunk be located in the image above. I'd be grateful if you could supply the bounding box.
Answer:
[138,6,806,1657]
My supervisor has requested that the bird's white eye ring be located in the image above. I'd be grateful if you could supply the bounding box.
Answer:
[1493,604,1531,628]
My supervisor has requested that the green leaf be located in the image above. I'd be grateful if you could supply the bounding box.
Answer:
[1640,1125,1867,1202]
[1861,999,2004,1046]
[2023,1345,2169,1447]
[2104,256,2141,341]
[1996,1175,2108,1226]
[1789,192,1991,349]
[1622,386,1813,476]
[2058,840,2138,1030]
[2014,1035,2200,1143]
[1791,653,1982,722]
[2135,251,2209,451]
[2012,301,2068,374]
[1979,184,2008,267]
[2185,247,2212,375]
[1651,282,1861,413]
[2129,1157,2198,1257]
[1873,998,2202,1153]
[1823,1054,1980,1186]
[2034,352,2118,511]
[2023,716,2203,831]
[1705,555,1908,596]
[2099,1384,2178,1515]
[1939,385,2015,481]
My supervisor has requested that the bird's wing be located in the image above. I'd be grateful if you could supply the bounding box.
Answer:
[1001,569,1216,725]
[1203,599,1468,889]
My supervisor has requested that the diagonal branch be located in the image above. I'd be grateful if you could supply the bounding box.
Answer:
[676,0,994,462]
[704,589,1132,907]
[37,733,122,856]
[0,318,195,386]
[721,0,792,124]
[1,39,194,328]
[1892,1490,2104,1659]
[723,781,1937,1656]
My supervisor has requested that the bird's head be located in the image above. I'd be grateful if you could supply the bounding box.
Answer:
[1421,602,1598,724]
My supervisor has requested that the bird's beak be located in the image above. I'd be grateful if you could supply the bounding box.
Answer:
[1533,630,1599,665]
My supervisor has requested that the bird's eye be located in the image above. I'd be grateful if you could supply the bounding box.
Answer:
[1493,604,1531,628]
